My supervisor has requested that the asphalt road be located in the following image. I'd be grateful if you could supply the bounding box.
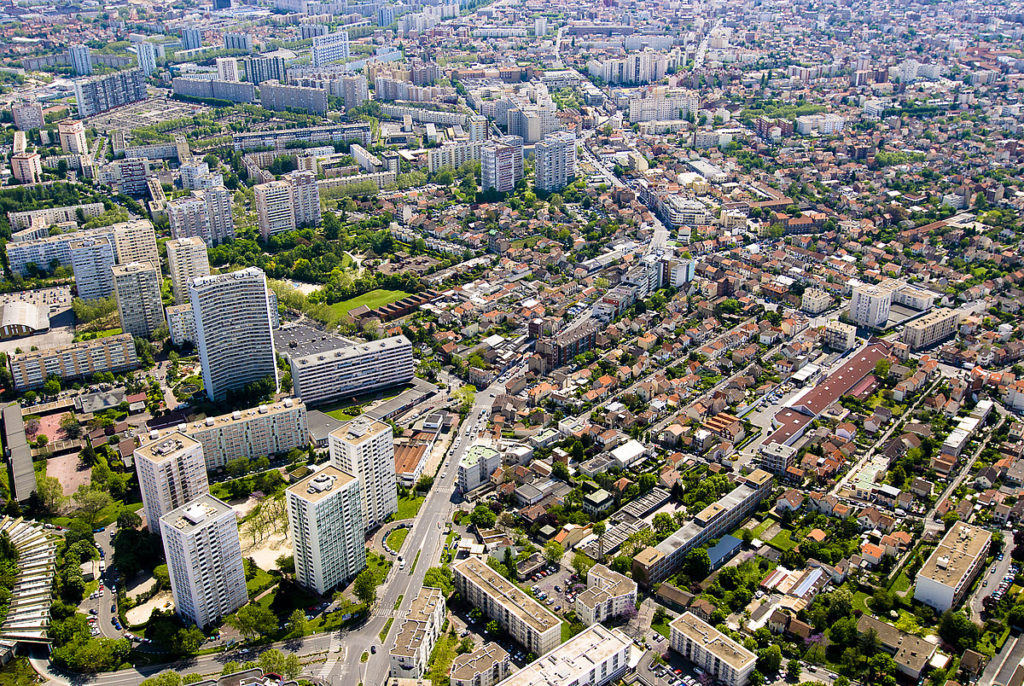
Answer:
[93,526,120,641]
[334,379,503,686]
[969,530,1016,619]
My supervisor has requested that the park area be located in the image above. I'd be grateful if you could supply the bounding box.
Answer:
[326,288,411,318]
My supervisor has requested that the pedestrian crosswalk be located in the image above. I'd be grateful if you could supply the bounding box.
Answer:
[318,643,344,679]
[371,608,408,619]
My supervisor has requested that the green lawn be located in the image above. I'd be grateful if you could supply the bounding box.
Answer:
[246,566,277,595]
[387,527,409,553]
[889,570,913,594]
[73,327,123,342]
[367,551,393,583]
[768,530,799,552]
[651,616,671,639]
[394,495,424,521]
[851,591,872,615]
[324,406,360,421]
[327,289,411,318]
[561,620,582,642]
[320,384,407,421]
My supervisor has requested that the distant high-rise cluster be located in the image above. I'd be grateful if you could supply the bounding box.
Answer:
[73,69,147,118]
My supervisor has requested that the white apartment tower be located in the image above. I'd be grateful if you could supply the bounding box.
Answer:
[534,131,576,192]
[255,180,295,238]
[849,283,892,329]
[329,418,397,530]
[311,30,350,68]
[58,121,88,155]
[69,237,116,300]
[190,268,278,402]
[287,466,366,594]
[134,433,210,532]
[136,42,158,76]
[69,44,92,76]
[255,173,320,237]
[285,170,321,228]
[166,236,211,305]
[168,187,234,246]
[112,261,166,339]
[216,57,239,82]
[481,136,524,193]
[160,494,247,628]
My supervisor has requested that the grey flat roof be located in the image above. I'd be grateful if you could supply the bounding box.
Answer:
[3,405,35,502]
[306,410,344,443]
[273,324,352,359]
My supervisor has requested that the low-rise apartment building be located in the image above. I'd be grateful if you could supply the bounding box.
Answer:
[914,521,991,611]
[633,470,773,585]
[451,643,511,686]
[141,398,308,470]
[284,334,414,407]
[495,624,631,686]
[575,564,637,626]
[389,586,446,678]
[9,334,139,390]
[901,308,961,350]
[670,613,757,686]
[453,556,561,656]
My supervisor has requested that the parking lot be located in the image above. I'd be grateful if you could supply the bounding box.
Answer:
[526,562,577,617]
[447,604,533,668]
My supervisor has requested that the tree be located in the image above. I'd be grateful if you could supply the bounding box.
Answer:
[140,672,183,686]
[117,510,142,530]
[258,649,301,679]
[60,413,82,439]
[572,551,594,577]
[470,504,496,529]
[354,569,378,607]
[171,626,204,655]
[938,610,980,652]
[683,548,711,580]
[486,620,502,636]
[36,476,67,515]
[221,661,241,675]
[869,587,897,615]
[637,473,656,493]
[756,645,782,675]
[228,604,277,642]
[653,512,675,533]
[786,659,802,681]
[503,547,517,581]
[544,541,564,566]
[875,359,891,379]
[288,608,309,637]
[225,457,251,478]
[73,485,113,528]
